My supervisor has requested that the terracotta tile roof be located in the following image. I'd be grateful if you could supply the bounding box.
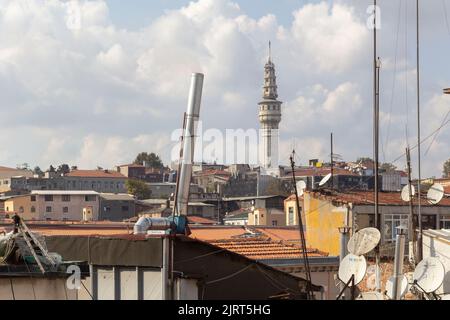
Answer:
[65,170,126,178]
[309,190,450,206]
[208,238,327,260]
[189,226,303,242]
[187,216,217,225]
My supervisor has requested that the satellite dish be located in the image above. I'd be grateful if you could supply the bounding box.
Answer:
[347,227,381,256]
[319,173,332,187]
[357,291,385,300]
[338,254,367,286]
[385,275,409,300]
[401,184,416,202]
[441,294,450,300]
[297,180,306,196]
[427,183,444,205]
[413,257,445,293]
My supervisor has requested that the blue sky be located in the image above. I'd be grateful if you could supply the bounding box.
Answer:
[0,0,449,177]
[106,0,316,30]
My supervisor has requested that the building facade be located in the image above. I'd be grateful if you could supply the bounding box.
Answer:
[4,190,100,221]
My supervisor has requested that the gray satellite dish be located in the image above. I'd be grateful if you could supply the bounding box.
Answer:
[338,254,367,286]
[401,184,416,202]
[427,183,444,205]
[357,291,385,300]
[413,257,445,293]
[347,227,381,256]
[319,173,332,187]
[297,180,306,196]
[385,275,409,300]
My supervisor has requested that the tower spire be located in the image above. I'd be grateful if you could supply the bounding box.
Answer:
[269,40,272,62]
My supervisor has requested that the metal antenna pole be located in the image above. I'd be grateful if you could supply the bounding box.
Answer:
[416,0,423,262]
[373,0,382,292]
[290,151,313,299]
[406,148,417,264]
[331,133,334,190]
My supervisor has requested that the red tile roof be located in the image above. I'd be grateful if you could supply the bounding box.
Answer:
[309,190,450,206]
[208,238,327,260]
[65,170,126,178]
[187,216,217,225]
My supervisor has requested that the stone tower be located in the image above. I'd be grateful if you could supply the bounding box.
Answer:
[258,42,282,175]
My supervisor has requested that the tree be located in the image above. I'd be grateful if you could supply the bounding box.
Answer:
[57,164,70,175]
[380,162,397,173]
[443,158,450,178]
[48,165,56,172]
[126,179,152,200]
[133,152,164,169]
[33,166,44,176]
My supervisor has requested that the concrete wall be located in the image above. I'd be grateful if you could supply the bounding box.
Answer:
[303,193,347,256]
[248,208,286,227]
[0,278,77,300]
[293,270,339,300]
[423,232,450,295]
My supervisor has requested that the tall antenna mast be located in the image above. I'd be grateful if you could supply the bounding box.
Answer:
[373,0,382,292]
[331,133,334,190]
[416,0,423,262]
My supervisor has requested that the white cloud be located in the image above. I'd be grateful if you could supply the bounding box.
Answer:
[0,0,448,177]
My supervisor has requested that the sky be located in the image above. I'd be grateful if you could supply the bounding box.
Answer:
[0,0,449,178]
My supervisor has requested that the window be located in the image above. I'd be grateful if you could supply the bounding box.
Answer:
[63,207,69,214]
[30,195,36,202]
[121,206,129,212]
[384,214,409,242]
[44,195,53,202]
[85,195,96,202]
[288,207,295,225]
[31,206,36,213]
[46,206,52,213]
[19,206,24,213]
[272,220,278,226]
[62,195,71,202]
[440,216,450,229]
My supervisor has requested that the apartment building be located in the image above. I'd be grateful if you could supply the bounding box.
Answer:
[3,190,99,221]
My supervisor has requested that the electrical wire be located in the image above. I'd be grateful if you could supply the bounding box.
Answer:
[424,107,450,156]
[383,0,403,162]
[204,264,253,285]
[174,248,227,265]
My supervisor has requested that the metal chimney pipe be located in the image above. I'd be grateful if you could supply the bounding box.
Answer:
[392,227,406,299]
[176,73,204,216]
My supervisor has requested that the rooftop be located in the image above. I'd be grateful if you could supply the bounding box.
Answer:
[308,190,450,207]
[208,238,327,260]
[31,190,99,196]
[65,170,126,178]
[99,193,135,201]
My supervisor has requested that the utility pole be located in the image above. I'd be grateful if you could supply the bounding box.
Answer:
[290,152,313,299]
[416,0,423,263]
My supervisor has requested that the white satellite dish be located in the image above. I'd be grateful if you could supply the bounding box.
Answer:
[401,184,416,202]
[319,173,332,187]
[357,291,385,300]
[427,183,444,205]
[297,180,306,196]
[413,257,445,293]
[385,275,409,300]
[347,227,381,256]
[338,254,367,286]
[441,294,450,300]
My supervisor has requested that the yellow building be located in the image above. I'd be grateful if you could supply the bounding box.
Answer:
[284,195,306,226]
[4,191,100,221]
[248,208,286,227]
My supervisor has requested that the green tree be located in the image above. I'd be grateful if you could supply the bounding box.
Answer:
[443,158,450,178]
[134,152,164,169]
[126,179,152,200]
[57,164,70,175]
[33,166,44,176]
[380,162,397,173]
